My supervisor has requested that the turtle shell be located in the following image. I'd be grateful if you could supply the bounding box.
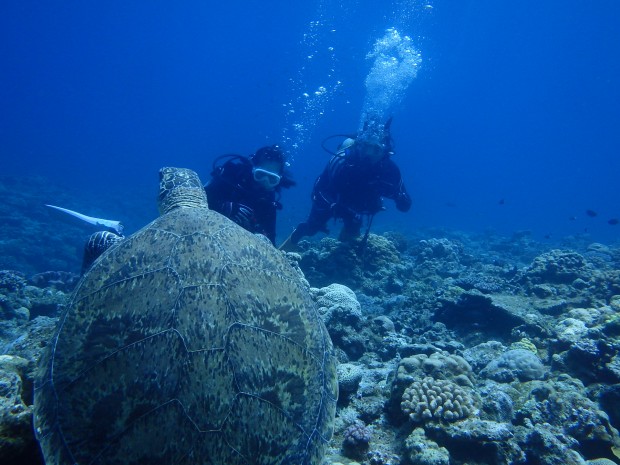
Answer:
[34,195,337,464]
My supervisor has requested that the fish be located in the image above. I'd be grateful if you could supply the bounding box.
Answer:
[586,209,598,217]
[498,199,505,205]
[608,218,619,225]
[568,216,577,221]
[46,204,124,235]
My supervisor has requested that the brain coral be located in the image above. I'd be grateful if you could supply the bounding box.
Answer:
[337,363,364,394]
[401,377,477,423]
[313,283,362,326]
[481,348,546,382]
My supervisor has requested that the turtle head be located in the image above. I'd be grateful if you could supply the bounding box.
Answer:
[158,167,209,215]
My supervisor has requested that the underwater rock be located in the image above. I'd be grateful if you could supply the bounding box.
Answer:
[410,237,470,281]
[350,393,386,424]
[462,340,507,371]
[0,316,57,363]
[372,315,395,334]
[514,375,620,457]
[0,314,56,464]
[366,449,401,465]
[596,384,620,433]
[0,270,28,293]
[414,238,463,263]
[399,352,474,384]
[479,381,517,423]
[299,234,405,296]
[337,363,364,396]
[552,338,620,385]
[434,288,545,342]
[521,249,590,285]
[517,424,587,465]
[404,427,450,465]
[0,355,41,465]
[517,249,617,307]
[22,285,66,319]
[0,270,29,320]
[0,271,67,323]
[28,271,79,293]
[454,272,510,294]
[586,459,618,465]
[426,419,525,465]
[373,333,410,362]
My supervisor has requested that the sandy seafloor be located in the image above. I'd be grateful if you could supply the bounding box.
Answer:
[1,174,620,465]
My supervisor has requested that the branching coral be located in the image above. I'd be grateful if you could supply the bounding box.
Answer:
[401,376,477,423]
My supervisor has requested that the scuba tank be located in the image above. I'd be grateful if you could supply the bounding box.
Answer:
[320,116,395,157]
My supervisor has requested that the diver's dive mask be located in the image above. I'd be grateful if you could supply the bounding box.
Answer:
[252,167,281,189]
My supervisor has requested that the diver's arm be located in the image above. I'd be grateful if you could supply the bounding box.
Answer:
[204,161,241,214]
[393,179,412,212]
[381,161,412,212]
[260,206,277,245]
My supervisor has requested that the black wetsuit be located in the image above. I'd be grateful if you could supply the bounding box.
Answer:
[292,147,411,242]
[204,157,281,244]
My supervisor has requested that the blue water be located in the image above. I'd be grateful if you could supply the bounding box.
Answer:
[2,0,619,245]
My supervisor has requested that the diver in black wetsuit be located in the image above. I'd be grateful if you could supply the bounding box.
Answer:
[204,145,295,245]
[287,117,411,245]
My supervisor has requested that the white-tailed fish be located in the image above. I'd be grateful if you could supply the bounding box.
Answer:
[46,204,124,235]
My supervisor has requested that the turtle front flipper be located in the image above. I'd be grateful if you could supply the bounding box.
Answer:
[82,231,124,273]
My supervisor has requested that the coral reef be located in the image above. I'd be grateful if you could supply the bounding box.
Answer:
[401,377,478,422]
[404,427,450,465]
[299,234,405,296]
[29,271,79,293]
[0,355,39,464]
[427,419,525,464]
[342,420,373,458]
[2,181,620,465]
[521,249,590,285]
[481,348,547,382]
[337,363,365,396]
[312,283,367,360]
[314,283,362,326]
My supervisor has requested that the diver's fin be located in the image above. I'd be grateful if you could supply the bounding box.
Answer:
[46,204,124,235]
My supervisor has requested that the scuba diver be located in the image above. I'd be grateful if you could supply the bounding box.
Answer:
[283,117,411,247]
[204,144,295,245]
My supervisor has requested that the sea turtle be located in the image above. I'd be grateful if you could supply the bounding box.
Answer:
[34,167,338,465]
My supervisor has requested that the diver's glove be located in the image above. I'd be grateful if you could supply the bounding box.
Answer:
[395,190,412,212]
[222,202,255,228]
